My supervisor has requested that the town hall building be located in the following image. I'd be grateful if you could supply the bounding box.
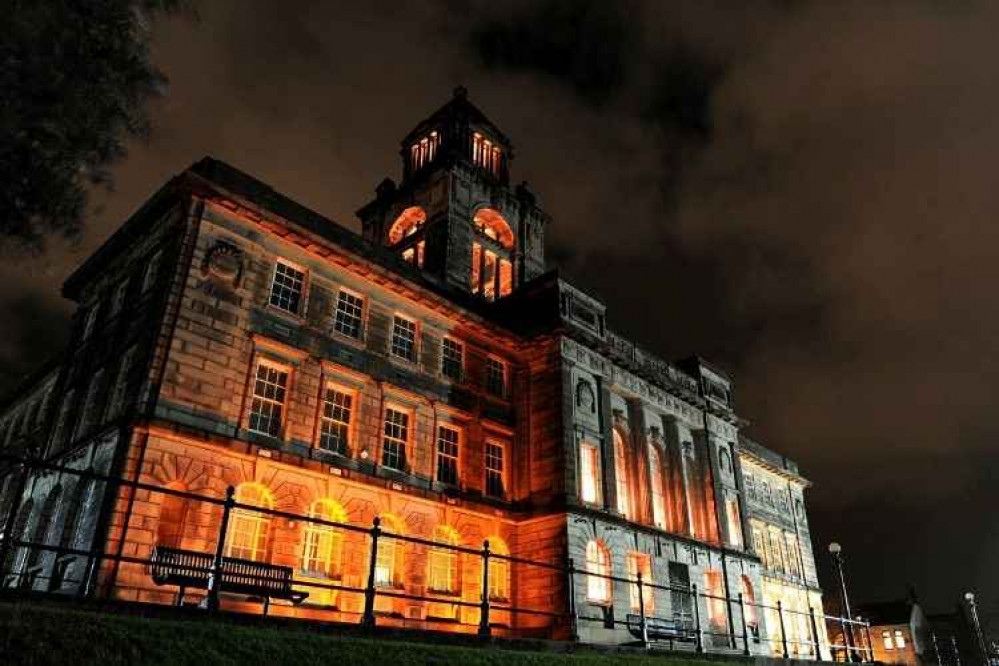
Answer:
[0,88,828,654]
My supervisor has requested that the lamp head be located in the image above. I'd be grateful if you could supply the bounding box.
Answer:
[965,592,976,602]
[829,542,842,555]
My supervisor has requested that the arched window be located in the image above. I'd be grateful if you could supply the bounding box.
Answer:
[225,483,274,561]
[156,482,190,549]
[374,513,405,587]
[301,499,348,578]
[613,429,630,518]
[648,445,667,528]
[470,208,514,300]
[28,485,62,567]
[428,525,461,595]
[387,207,427,268]
[58,477,90,551]
[9,498,34,575]
[585,540,611,604]
[486,536,510,601]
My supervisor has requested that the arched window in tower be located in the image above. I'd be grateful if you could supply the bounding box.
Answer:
[613,429,630,518]
[410,130,440,171]
[387,207,428,268]
[472,132,502,176]
[225,482,274,561]
[470,208,514,300]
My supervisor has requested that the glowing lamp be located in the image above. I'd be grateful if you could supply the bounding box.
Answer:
[828,542,842,555]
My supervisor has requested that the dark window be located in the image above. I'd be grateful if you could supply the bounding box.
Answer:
[318,387,352,455]
[333,290,364,339]
[382,408,408,471]
[269,261,305,315]
[485,442,504,498]
[436,426,460,485]
[391,316,418,362]
[441,338,463,381]
[486,357,506,397]
[248,363,288,437]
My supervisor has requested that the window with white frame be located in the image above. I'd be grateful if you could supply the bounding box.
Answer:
[441,338,463,381]
[318,386,352,455]
[105,346,136,420]
[579,441,601,504]
[436,425,460,486]
[485,441,505,498]
[485,357,506,397]
[390,315,418,362]
[248,361,289,438]
[301,499,347,578]
[381,407,409,471]
[427,525,461,595]
[225,483,273,561]
[332,289,364,339]
[268,260,306,315]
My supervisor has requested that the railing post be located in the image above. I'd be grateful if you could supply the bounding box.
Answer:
[951,635,961,666]
[478,539,491,638]
[0,461,29,579]
[778,600,789,659]
[206,485,234,612]
[637,571,649,648]
[566,557,579,642]
[864,621,874,663]
[810,606,824,661]
[739,592,751,656]
[692,583,704,653]
[932,632,941,665]
[361,516,381,629]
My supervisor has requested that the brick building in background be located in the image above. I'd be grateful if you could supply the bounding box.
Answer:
[0,88,827,652]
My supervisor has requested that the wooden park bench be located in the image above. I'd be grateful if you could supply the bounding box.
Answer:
[626,614,697,645]
[149,546,308,613]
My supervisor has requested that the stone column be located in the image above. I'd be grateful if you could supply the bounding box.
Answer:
[597,381,617,513]
[627,398,653,525]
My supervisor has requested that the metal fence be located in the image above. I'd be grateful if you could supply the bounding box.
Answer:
[0,453,871,658]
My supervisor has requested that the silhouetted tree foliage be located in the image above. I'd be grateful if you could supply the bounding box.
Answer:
[0,0,191,253]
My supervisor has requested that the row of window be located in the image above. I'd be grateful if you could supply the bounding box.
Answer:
[405,128,502,178]
[744,474,792,514]
[159,483,512,602]
[577,430,744,548]
[80,248,162,342]
[267,260,509,395]
[248,359,508,497]
[750,520,804,579]
[882,629,907,650]
[582,540,758,626]
[0,386,53,449]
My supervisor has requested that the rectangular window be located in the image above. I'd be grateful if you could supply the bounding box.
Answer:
[883,631,894,650]
[579,442,600,504]
[704,570,728,631]
[485,441,505,498]
[436,425,460,486]
[390,315,418,363]
[106,347,136,420]
[498,259,512,297]
[486,357,506,397]
[628,553,655,612]
[268,260,305,315]
[752,522,769,569]
[332,289,364,339]
[784,532,801,578]
[402,240,425,268]
[895,630,906,649]
[142,250,161,294]
[441,338,464,381]
[382,408,409,471]
[482,250,497,300]
[318,386,352,455]
[248,362,289,438]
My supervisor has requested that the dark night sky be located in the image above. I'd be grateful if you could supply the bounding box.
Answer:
[2,0,998,619]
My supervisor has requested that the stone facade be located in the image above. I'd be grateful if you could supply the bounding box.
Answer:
[0,88,826,651]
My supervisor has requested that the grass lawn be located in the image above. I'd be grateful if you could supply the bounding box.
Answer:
[0,599,724,666]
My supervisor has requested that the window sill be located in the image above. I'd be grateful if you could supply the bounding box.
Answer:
[330,329,365,349]
[264,304,306,325]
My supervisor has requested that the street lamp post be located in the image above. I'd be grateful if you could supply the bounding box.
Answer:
[965,592,989,666]
[829,542,859,662]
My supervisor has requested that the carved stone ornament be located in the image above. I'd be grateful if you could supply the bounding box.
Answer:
[576,379,596,413]
[202,240,244,288]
